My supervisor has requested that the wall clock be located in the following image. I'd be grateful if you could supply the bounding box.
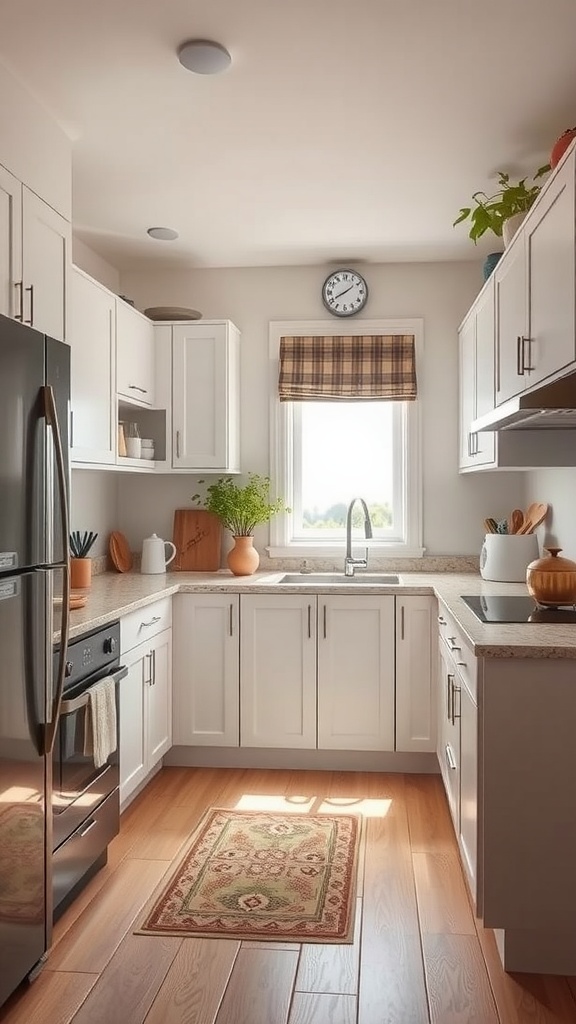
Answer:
[321,269,368,317]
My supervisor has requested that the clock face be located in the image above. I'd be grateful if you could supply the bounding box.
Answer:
[322,269,368,317]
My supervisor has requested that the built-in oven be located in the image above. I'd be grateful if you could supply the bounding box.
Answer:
[51,620,126,917]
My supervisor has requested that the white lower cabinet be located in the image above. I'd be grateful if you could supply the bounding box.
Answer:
[436,606,479,905]
[120,603,172,805]
[437,639,461,831]
[240,594,317,748]
[173,594,239,747]
[395,595,436,752]
[172,591,434,754]
[458,675,478,897]
[317,595,395,750]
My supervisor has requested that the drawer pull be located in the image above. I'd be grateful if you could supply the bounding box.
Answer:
[445,744,457,771]
[437,615,446,625]
[447,636,461,652]
[78,818,97,838]
[140,615,161,629]
[128,384,148,394]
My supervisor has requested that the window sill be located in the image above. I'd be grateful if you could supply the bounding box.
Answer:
[267,545,426,559]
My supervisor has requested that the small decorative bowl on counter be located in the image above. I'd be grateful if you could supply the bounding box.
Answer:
[526,547,576,606]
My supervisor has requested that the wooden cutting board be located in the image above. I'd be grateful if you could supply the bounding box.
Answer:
[172,509,223,571]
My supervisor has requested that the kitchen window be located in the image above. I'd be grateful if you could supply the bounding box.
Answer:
[269,318,424,558]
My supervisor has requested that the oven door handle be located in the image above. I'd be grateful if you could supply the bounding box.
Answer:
[59,665,128,716]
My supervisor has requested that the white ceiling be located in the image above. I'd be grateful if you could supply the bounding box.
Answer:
[2,0,576,270]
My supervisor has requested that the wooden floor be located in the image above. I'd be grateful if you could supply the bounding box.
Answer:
[2,767,576,1024]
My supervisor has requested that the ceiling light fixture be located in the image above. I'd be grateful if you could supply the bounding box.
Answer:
[147,227,179,241]
[177,39,232,75]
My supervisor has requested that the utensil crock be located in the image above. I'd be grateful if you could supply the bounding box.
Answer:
[480,533,539,582]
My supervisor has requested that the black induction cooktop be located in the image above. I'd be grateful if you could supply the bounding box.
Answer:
[461,595,576,624]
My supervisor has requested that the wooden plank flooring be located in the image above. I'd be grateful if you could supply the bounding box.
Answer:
[1,767,576,1024]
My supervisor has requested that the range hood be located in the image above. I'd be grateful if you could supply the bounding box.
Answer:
[472,372,576,431]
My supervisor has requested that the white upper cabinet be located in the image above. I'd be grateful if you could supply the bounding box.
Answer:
[69,266,116,465]
[495,146,576,405]
[116,300,155,406]
[0,167,69,342]
[459,279,496,471]
[169,320,240,472]
[0,164,22,320]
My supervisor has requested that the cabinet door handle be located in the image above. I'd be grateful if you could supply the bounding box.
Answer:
[400,604,405,640]
[176,430,181,459]
[14,281,23,321]
[437,615,446,625]
[152,647,156,686]
[25,284,34,325]
[516,335,525,375]
[521,335,534,372]
[451,683,461,725]
[447,636,461,652]
[307,603,311,639]
[323,604,327,639]
[229,603,234,636]
[445,743,457,771]
[447,672,453,720]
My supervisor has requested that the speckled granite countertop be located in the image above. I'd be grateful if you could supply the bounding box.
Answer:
[64,570,576,658]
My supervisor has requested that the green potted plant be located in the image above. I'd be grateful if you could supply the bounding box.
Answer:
[454,164,550,247]
[192,474,289,575]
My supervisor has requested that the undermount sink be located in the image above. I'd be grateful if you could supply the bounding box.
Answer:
[277,573,402,586]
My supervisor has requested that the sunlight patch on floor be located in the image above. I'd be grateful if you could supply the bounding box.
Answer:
[234,793,392,817]
[235,794,316,812]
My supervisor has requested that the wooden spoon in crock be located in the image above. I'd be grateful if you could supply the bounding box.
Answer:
[518,502,548,534]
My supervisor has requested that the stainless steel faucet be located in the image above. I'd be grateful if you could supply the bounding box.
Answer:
[344,497,373,576]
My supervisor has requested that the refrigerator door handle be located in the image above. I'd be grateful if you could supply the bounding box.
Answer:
[42,384,71,755]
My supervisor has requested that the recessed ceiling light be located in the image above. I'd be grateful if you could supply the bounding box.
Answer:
[147,227,179,241]
[177,39,232,75]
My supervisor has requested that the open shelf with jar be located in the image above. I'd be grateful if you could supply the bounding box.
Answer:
[117,401,167,471]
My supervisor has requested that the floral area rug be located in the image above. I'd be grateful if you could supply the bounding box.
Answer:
[0,802,45,924]
[136,807,362,943]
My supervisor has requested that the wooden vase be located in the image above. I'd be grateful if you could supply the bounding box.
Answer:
[227,536,260,576]
[70,557,92,589]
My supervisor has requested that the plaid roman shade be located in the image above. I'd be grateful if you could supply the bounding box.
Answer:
[278,335,417,401]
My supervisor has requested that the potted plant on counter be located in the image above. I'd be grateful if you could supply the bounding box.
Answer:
[192,474,289,576]
[453,164,550,251]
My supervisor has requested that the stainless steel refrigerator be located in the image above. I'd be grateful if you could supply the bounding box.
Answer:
[0,313,70,1007]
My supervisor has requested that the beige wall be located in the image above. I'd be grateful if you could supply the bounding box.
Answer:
[72,237,120,293]
[70,469,119,559]
[116,260,526,559]
[526,469,576,560]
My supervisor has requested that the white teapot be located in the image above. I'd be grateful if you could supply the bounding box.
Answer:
[141,533,177,574]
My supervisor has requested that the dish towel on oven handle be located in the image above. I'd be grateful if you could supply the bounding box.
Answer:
[83,676,117,769]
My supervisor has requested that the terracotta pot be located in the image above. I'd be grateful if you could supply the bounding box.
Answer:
[550,128,576,169]
[526,547,576,606]
[227,536,260,576]
[70,557,92,589]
